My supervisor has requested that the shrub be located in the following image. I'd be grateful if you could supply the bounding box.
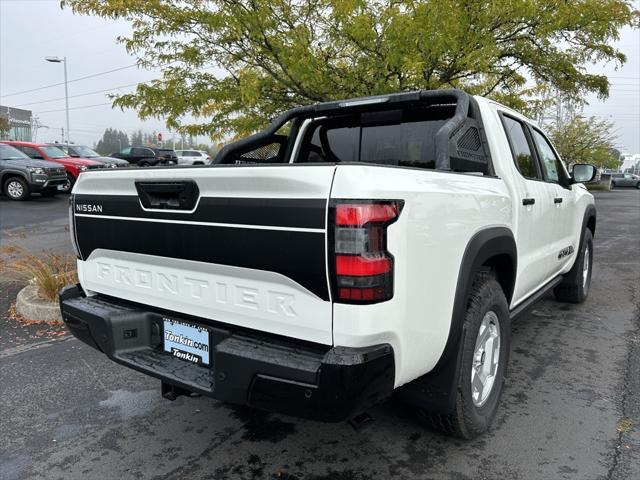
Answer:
[1,245,77,302]
[586,182,611,191]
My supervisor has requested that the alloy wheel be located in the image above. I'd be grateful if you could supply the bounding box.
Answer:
[471,311,501,407]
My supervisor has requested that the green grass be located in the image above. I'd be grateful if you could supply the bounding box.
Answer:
[586,183,611,191]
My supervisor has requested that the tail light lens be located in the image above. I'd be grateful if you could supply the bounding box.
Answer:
[330,201,403,303]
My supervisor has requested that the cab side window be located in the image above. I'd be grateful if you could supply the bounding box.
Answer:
[531,129,565,184]
[501,115,540,179]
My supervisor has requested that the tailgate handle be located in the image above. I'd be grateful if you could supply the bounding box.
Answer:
[135,181,200,210]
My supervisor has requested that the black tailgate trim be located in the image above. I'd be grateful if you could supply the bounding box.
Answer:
[75,217,330,300]
[74,194,326,229]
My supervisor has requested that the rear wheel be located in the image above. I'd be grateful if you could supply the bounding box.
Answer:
[636,182,640,189]
[418,273,510,439]
[554,228,593,303]
[4,176,30,200]
[139,161,150,167]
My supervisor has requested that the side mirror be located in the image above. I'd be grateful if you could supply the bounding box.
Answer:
[571,164,596,184]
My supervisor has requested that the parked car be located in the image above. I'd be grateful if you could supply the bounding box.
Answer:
[60,89,597,439]
[0,144,67,200]
[175,149,212,165]
[610,173,640,188]
[48,143,129,168]
[1,141,104,193]
[111,146,178,166]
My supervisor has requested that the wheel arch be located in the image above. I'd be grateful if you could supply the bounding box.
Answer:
[397,226,516,413]
[441,227,517,366]
[1,170,29,193]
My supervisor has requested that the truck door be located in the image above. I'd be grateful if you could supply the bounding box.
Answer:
[500,114,557,303]
[529,127,576,276]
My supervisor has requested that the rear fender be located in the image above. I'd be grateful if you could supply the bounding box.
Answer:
[397,227,516,413]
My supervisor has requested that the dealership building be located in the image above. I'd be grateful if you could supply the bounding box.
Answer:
[0,105,33,141]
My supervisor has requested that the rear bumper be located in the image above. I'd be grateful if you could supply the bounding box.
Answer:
[59,285,395,421]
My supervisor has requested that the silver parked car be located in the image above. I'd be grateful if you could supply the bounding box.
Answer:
[175,149,212,165]
[611,173,640,188]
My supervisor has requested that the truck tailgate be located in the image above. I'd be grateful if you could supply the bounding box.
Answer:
[71,165,336,345]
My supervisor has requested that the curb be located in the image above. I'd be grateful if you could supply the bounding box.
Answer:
[16,285,62,323]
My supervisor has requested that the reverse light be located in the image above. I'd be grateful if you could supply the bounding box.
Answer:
[330,200,403,304]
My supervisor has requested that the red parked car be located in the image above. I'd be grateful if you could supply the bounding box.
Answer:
[1,141,104,193]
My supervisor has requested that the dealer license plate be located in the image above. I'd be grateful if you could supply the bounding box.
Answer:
[163,318,210,366]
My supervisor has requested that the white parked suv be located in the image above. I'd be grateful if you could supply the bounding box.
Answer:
[175,149,212,165]
[60,90,597,438]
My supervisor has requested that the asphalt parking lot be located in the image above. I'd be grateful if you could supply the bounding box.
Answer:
[0,189,638,480]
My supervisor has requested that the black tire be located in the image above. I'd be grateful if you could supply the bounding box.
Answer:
[636,182,640,189]
[139,161,150,167]
[418,273,510,439]
[59,173,75,194]
[40,188,58,197]
[610,182,615,189]
[554,228,593,303]
[3,176,30,200]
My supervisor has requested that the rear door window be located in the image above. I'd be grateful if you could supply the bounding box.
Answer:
[296,106,452,169]
[132,147,153,157]
[501,115,541,179]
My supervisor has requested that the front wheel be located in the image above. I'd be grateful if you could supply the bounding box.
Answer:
[636,182,640,189]
[4,176,30,200]
[418,273,510,439]
[554,228,593,303]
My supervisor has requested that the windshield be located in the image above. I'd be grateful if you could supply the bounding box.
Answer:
[0,144,29,160]
[40,146,69,158]
[0,144,30,160]
[72,145,100,157]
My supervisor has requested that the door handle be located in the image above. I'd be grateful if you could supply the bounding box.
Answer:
[554,197,563,204]
[522,198,535,206]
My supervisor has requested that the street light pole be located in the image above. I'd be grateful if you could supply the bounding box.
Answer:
[45,56,70,143]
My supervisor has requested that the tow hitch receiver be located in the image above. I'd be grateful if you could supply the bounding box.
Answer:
[161,382,193,401]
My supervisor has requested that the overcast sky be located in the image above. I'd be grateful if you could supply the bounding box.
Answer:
[1,0,638,153]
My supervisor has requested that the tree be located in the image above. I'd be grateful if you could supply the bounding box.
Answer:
[130,129,144,146]
[62,0,637,140]
[95,128,130,155]
[0,116,10,139]
[548,116,621,169]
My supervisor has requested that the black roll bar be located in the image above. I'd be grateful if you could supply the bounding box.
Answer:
[215,89,471,171]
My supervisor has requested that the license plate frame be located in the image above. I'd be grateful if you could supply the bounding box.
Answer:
[162,318,211,366]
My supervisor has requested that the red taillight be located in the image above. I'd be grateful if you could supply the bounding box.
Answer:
[335,203,400,226]
[335,255,392,276]
[331,201,403,304]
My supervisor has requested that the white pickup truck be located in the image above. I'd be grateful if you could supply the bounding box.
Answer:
[60,89,597,438]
